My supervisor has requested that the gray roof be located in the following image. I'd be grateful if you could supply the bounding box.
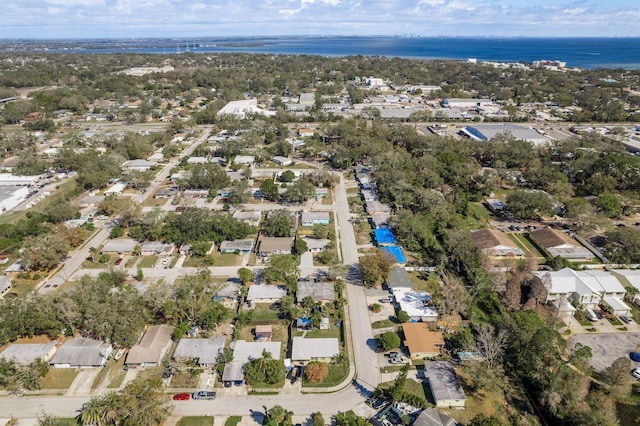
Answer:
[247,285,287,301]
[101,238,137,253]
[232,210,262,223]
[126,325,173,366]
[50,337,112,367]
[232,340,281,363]
[365,200,391,214]
[370,213,391,228]
[301,237,331,251]
[413,408,457,426]
[173,337,225,365]
[222,361,244,382]
[424,361,466,405]
[291,337,339,361]
[296,280,335,303]
[388,266,412,289]
[140,242,175,255]
[217,281,241,298]
[0,275,12,294]
[1,342,57,364]
[300,211,330,224]
[220,239,254,252]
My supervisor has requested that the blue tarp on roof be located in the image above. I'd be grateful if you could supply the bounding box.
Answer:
[381,246,407,264]
[374,228,397,246]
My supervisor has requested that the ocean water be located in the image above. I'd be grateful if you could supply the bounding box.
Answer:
[15,36,640,70]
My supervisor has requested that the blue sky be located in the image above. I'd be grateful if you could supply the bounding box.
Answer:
[3,0,639,39]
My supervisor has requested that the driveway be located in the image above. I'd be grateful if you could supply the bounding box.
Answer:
[65,369,102,396]
[568,332,640,372]
[299,252,314,269]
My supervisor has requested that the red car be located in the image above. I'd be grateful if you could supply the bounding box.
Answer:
[172,393,190,401]
[115,258,123,266]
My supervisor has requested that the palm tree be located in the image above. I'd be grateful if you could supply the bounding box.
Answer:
[79,397,105,425]
[100,392,121,424]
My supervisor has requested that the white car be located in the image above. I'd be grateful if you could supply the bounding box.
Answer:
[633,368,640,379]
[162,258,170,265]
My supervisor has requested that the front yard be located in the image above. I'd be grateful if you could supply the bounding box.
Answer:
[42,368,78,390]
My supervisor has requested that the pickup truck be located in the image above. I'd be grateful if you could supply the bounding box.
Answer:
[192,391,217,400]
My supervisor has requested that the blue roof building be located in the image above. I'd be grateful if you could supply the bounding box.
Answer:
[374,228,398,246]
[382,246,407,264]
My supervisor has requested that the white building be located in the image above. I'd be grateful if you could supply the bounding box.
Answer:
[0,186,28,214]
[217,99,275,119]
[392,288,438,322]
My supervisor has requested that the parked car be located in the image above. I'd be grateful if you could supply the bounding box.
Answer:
[115,258,123,266]
[172,393,190,401]
[379,297,393,303]
[192,391,216,400]
[620,315,633,324]
[630,352,640,362]
[633,368,640,379]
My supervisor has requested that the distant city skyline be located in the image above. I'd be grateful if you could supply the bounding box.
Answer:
[2,0,640,39]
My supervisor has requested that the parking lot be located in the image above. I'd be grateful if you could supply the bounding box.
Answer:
[568,332,640,372]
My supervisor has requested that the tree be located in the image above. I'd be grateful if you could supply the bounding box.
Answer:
[304,361,329,383]
[310,412,325,426]
[238,267,254,284]
[604,356,631,388]
[376,331,401,351]
[110,226,124,238]
[259,178,280,202]
[474,324,508,369]
[506,190,554,220]
[282,178,315,204]
[227,179,251,205]
[262,405,293,426]
[263,254,299,284]
[263,209,294,237]
[396,311,410,323]
[21,233,70,271]
[389,363,410,401]
[278,170,295,182]
[292,238,308,255]
[191,241,212,257]
[174,269,223,324]
[603,227,640,264]
[359,249,393,287]
[596,193,623,218]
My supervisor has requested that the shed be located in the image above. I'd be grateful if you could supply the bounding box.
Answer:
[296,317,312,331]
[255,325,273,341]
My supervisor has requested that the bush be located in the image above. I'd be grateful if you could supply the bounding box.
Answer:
[304,361,329,383]
[396,310,410,323]
[370,303,382,313]
[376,332,401,351]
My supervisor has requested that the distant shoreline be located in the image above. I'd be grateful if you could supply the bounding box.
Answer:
[1,36,639,70]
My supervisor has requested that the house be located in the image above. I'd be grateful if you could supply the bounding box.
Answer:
[387,266,413,289]
[0,342,57,364]
[0,275,12,298]
[125,325,173,368]
[291,337,339,364]
[121,159,157,172]
[315,188,329,200]
[413,408,457,426]
[173,336,225,367]
[247,285,287,304]
[402,323,445,360]
[255,325,272,341]
[535,268,628,310]
[179,244,192,256]
[184,189,210,199]
[484,198,505,213]
[374,228,397,246]
[3,260,24,275]
[392,288,438,322]
[300,211,330,227]
[272,156,293,166]
[221,340,281,385]
[361,189,378,202]
[381,246,407,264]
[296,279,335,303]
[470,228,525,259]
[301,237,331,253]
[256,237,293,257]
[529,228,594,261]
[220,239,254,254]
[214,281,241,307]
[101,238,137,254]
[298,128,315,137]
[233,210,262,227]
[366,201,392,215]
[611,269,640,304]
[140,242,175,256]
[424,361,466,408]
[233,155,255,166]
[50,337,112,368]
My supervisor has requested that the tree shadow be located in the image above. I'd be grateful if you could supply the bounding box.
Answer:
[352,378,375,398]
[249,409,264,425]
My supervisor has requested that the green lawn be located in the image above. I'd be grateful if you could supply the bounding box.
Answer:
[250,303,282,322]
[82,255,112,269]
[509,233,545,258]
[378,378,428,404]
[177,416,214,426]
[293,325,341,339]
[348,196,365,214]
[408,272,441,294]
[225,416,242,426]
[372,318,397,329]
[303,362,349,388]
[42,369,78,389]
[139,255,158,268]
[212,252,242,266]
[346,187,359,196]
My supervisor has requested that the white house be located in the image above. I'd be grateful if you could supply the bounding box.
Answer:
[291,337,339,364]
[392,288,438,322]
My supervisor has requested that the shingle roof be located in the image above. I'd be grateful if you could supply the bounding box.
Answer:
[126,325,173,366]
[291,337,339,361]
[0,342,57,364]
[173,337,225,365]
[296,280,335,302]
[50,337,111,367]
[402,323,444,356]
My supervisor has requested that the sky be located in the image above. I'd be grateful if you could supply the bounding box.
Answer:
[2,0,640,39]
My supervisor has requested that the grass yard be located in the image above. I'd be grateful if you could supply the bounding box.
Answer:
[169,370,202,388]
[574,313,593,327]
[408,272,441,294]
[378,378,428,403]
[82,256,111,269]
[7,277,41,297]
[176,416,214,426]
[347,196,365,214]
[372,318,397,329]
[91,353,128,389]
[321,190,333,205]
[139,255,158,268]
[293,325,341,339]
[0,179,79,226]
[42,369,78,389]
[302,362,349,387]
[224,416,242,426]
[124,258,137,268]
[212,252,242,266]
[354,221,373,245]
[250,303,282,322]
[346,187,359,196]
[466,202,490,221]
[618,403,640,426]
[509,233,545,259]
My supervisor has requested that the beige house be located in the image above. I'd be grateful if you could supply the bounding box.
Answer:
[470,228,524,259]
[402,323,444,360]
[126,325,173,368]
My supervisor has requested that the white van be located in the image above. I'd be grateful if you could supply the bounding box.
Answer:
[585,308,598,322]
